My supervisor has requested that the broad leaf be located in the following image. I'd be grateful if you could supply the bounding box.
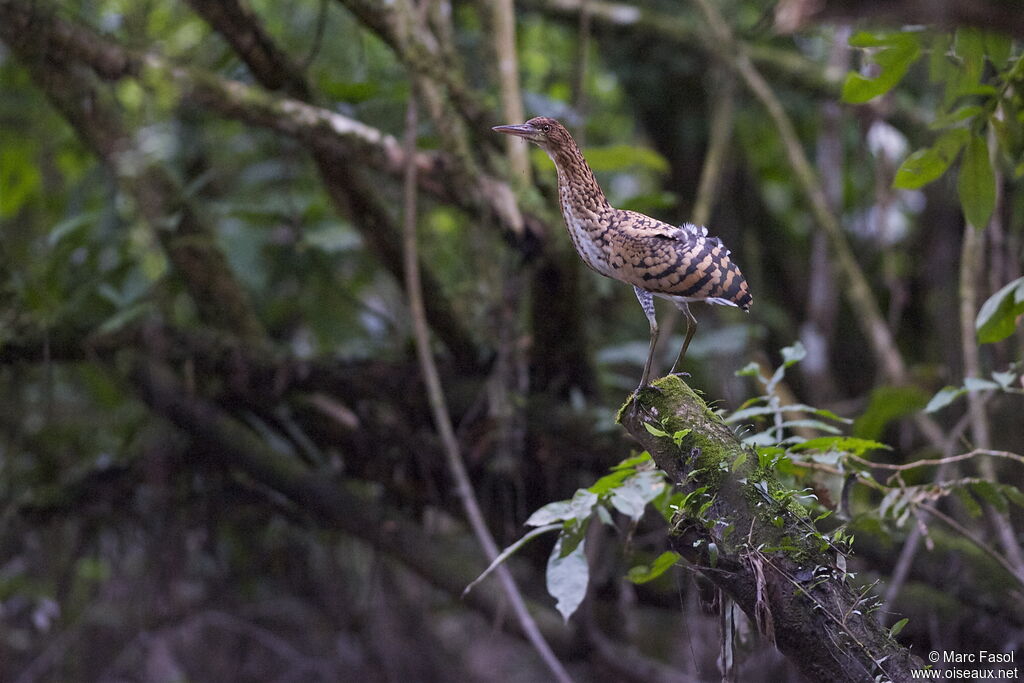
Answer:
[612,452,652,471]
[957,133,995,228]
[790,436,891,456]
[853,386,929,439]
[582,144,670,174]
[525,500,574,527]
[964,377,1000,391]
[546,535,589,622]
[463,523,561,596]
[526,489,598,526]
[889,618,910,639]
[627,551,681,584]
[589,469,632,495]
[893,129,968,189]
[842,32,921,103]
[976,276,1024,343]
[925,385,967,413]
[983,32,1012,68]
[610,470,666,521]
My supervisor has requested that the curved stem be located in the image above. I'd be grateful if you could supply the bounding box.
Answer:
[401,96,574,683]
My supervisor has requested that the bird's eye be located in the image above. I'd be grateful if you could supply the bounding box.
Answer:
[541,124,551,132]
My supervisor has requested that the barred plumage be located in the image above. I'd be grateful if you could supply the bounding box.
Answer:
[494,116,752,393]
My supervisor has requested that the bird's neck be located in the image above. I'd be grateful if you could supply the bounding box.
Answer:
[545,142,611,216]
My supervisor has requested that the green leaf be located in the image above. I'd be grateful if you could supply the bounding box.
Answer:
[569,489,599,521]
[790,436,891,456]
[992,371,1017,389]
[48,212,95,246]
[954,486,983,518]
[889,617,910,639]
[893,129,968,189]
[707,542,719,568]
[976,276,1024,343]
[781,342,807,366]
[842,32,921,103]
[652,490,684,522]
[957,133,996,228]
[321,79,380,103]
[463,523,561,596]
[643,422,670,438]
[612,452,652,471]
[998,483,1024,508]
[581,144,670,174]
[953,28,986,93]
[96,302,155,335]
[964,377,999,391]
[983,32,1012,68]
[626,551,681,584]
[525,500,574,527]
[767,342,806,393]
[853,386,929,440]
[731,451,748,472]
[547,534,589,622]
[925,385,967,413]
[735,362,764,380]
[589,469,632,495]
[928,33,953,83]
[610,471,666,521]
[929,105,983,130]
[970,480,1007,512]
[525,489,597,526]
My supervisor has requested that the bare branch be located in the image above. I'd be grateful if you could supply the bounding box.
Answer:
[400,94,574,683]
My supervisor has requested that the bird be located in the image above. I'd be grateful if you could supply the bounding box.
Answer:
[493,116,752,398]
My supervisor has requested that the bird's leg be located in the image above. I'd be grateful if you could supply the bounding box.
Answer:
[633,287,659,398]
[669,302,698,375]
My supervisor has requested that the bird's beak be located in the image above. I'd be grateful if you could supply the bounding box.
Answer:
[492,123,535,139]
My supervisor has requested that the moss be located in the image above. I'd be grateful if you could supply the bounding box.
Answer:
[616,375,717,424]
[623,375,826,564]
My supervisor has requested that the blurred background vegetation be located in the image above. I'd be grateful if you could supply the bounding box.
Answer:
[1,0,1022,681]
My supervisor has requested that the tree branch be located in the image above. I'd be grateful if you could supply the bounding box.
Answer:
[621,377,922,683]
[524,0,927,132]
[0,10,264,341]
[0,0,490,369]
[126,359,576,654]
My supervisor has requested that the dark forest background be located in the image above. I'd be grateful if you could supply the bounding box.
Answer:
[1,0,1023,681]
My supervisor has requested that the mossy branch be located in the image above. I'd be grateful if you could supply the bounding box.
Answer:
[620,376,922,683]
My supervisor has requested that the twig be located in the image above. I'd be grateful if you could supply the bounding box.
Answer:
[400,96,574,683]
[849,448,1024,472]
[881,413,969,619]
[919,503,1024,589]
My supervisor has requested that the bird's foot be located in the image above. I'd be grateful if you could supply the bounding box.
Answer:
[626,383,663,420]
[670,371,691,378]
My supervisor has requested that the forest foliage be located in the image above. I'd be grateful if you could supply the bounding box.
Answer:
[1,0,1023,681]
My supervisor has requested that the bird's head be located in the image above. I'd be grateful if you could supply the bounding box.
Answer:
[492,116,571,152]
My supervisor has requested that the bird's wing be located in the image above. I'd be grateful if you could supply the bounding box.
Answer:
[613,213,752,310]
